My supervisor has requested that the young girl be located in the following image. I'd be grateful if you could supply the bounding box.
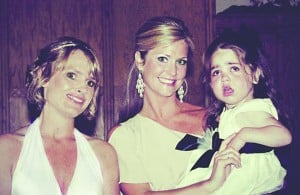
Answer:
[176,28,292,194]
[0,37,120,195]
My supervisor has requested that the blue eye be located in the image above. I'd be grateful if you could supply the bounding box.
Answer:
[66,72,76,80]
[157,56,168,63]
[177,59,187,66]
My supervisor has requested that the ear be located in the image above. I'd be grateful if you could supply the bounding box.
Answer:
[42,81,49,88]
[252,68,262,84]
[135,51,144,71]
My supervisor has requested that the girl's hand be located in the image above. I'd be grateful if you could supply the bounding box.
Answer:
[219,132,246,151]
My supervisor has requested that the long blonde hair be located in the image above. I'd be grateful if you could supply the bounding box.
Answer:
[119,16,195,123]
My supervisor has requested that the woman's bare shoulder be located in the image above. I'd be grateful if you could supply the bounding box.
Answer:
[85,136,119,190]
[86,136,117,157]
[0,126,28,145]
[0,126,29,165]
[86,136,118,171]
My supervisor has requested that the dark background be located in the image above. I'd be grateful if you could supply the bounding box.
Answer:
[0,0,299,194]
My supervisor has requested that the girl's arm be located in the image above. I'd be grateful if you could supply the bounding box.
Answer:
[227,111,292,151]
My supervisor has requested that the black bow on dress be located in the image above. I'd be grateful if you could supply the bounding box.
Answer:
[176,132,273,170]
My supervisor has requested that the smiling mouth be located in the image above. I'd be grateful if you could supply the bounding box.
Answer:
[223,86,234,96]
[67,94,84,104]
[158,77,176,85]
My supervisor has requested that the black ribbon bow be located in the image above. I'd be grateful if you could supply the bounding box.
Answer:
[176,132,273,170]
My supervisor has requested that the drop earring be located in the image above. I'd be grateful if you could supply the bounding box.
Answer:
[178,85,184,103]
[136,70,145,98]
[177,79,188,103]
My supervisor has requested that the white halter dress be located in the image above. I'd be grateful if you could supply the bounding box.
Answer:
[11,118,103,195]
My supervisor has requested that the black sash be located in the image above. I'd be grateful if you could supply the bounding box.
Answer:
[175,132,273,170]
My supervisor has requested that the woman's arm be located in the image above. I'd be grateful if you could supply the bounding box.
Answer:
[0,137,13,195]
[0,133,22,195]
[120,148,241,195]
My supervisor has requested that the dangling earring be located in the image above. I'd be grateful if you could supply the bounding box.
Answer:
[178,86,184,103]
[136,70,145,98]
[177,79,188,103]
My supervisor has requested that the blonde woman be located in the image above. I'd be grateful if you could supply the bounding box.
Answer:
[109,16,240,195]
[0,37,120,195]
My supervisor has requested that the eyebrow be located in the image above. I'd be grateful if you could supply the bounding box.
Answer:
[157,53,187,59]
[210,61,240,69]
[228,62,241,65]
[210,64,219,70]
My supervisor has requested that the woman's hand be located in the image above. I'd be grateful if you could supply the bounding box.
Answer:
[207,147,241,192]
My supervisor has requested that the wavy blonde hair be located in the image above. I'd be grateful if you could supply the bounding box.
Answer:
[26,36,101,120]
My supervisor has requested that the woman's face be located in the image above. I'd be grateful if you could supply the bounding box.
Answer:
[43,50,96,118]
[209,48,257,108]
[138,40,188,100]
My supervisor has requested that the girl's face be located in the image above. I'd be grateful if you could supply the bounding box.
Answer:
[43,50,96,118]
[138,40,188,100]
[210,48,258,109]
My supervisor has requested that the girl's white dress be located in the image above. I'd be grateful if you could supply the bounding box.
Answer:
[11,118,103,195]
[177,99,287,195]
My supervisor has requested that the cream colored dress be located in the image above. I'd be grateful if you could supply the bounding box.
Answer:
[109,114,195,191]
[11,118,103,195]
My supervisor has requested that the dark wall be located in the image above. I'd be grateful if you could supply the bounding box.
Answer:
[0,0,107,136]
[0,0,214,138]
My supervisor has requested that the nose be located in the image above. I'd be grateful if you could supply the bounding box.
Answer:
[166,62,177,76]
[221,72,230,82]
[76,85,88,94]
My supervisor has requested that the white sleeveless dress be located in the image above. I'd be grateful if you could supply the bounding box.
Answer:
[177,99,286,194]
[11,118,103,195]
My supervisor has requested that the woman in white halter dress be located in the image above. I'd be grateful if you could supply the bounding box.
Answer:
[0,37,120,195]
